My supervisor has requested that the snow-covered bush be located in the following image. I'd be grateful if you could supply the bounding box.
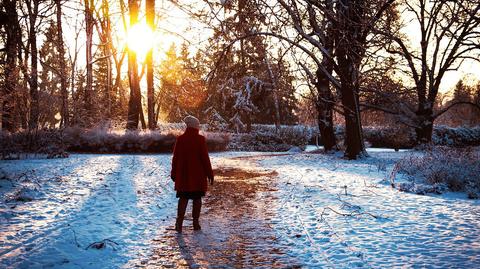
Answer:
[395,146,480,198]
[1,127,229,156]
[350,125,480,149]
[0,129,68,159]
[204,132,230,152]
[226,125,312,152]
[64,127,228,153]
[363,126,416,149]
[228,133,291,152]
[277,125,311,147]
[204,107,228,131]
[433,125,480,147]
[156,123,186,133]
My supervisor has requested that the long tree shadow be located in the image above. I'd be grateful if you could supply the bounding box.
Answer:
[2,154,175,269]
[0,155,111,261]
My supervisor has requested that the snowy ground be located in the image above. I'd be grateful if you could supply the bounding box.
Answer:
[1,149,479,268]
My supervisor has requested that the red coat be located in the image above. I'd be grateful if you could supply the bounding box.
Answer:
[171,127,213,192]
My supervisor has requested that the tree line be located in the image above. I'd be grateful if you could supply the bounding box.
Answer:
[1,0,480,159]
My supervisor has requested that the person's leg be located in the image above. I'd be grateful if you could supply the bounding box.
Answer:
[192,198,202,230]
[176,197,188,233]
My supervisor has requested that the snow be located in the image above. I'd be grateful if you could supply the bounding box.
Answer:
[1,150,479,268]
[0,155,177,268]
[256,151,480,267]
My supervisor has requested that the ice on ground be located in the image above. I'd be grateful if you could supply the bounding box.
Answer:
[1,149,479,268]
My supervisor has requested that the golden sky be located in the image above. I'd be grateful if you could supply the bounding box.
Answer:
[60,0,479,95]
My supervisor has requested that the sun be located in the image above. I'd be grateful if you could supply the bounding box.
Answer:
[127,22,154,60]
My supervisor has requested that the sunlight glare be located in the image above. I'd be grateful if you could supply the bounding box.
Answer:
[127,23,154,61]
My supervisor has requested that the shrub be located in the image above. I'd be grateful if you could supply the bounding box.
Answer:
[204,132,230,152]
[64,127,227,153]
[363,126,417,149]
[0,127,229,158]
[228,133,292,152]
[0,129,68,159]
[352,125,480,149]
[433,125,480,147]
[395,146,480,198]
[219,124,314,152]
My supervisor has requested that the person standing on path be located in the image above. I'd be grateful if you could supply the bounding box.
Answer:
[171,115,214,233]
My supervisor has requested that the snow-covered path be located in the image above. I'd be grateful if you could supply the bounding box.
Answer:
[1,151,479,268]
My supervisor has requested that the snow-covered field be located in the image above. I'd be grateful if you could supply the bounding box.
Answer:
[1,149,479,268]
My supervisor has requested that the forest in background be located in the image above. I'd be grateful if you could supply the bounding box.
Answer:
[1,0,480,159]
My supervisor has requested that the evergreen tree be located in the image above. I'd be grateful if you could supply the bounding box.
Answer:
[158,43,182,122]
[178,43,208,119]
[93,49,110,123]
[158,42,208,122]
[205,0,298,131]
[38,21,69,128]
[445,80,476,126]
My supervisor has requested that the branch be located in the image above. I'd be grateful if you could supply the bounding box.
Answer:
[375,29,420,87]
[434,101,480,119]
[360,0,396,42]
[360,103,418,129]
[207,31,340,90]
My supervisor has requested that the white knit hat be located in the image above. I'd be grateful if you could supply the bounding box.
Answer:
[183,115,200,129]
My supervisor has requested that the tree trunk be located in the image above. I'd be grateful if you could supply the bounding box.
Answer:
[18,44,30,129]
[415,122,433,144]
[126,0,142,130]
[415,102,434,144]
[2,0,20,132]
[113,55,126,109]
[56,0,69,127]
[140,106,147,130]
[265,59,281,131]
[336,45,365,159]
[146,0,155,129]
[99,0,113,119]
[27,1,39,130]
[84,0,94,124]
[238,0,246,73]
[106,51,113,118]
[335,0,366,159]
[315,58,337,151]
[339,80,365,159]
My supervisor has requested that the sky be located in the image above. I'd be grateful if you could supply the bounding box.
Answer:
[59,0,479,95]
[400,7,480,93]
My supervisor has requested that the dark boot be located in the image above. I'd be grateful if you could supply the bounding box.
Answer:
[175,198,188,233]
[192,198,202,231]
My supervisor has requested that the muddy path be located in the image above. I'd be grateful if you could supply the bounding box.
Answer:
[137,160,301,268]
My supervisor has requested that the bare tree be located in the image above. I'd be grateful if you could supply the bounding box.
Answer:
[126,0,142,130]
[146,0,156,129]
[264,58,281,131]
[114,0,129,116]
[0,0,21,132]
[94,0,114,118]
[276,0,395,158]
[301,0,338,151]
[84,0,94,124]
[379,0,480,143]
[55,0,68,127]
[26,0,41,129]
[67,15,83,126]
